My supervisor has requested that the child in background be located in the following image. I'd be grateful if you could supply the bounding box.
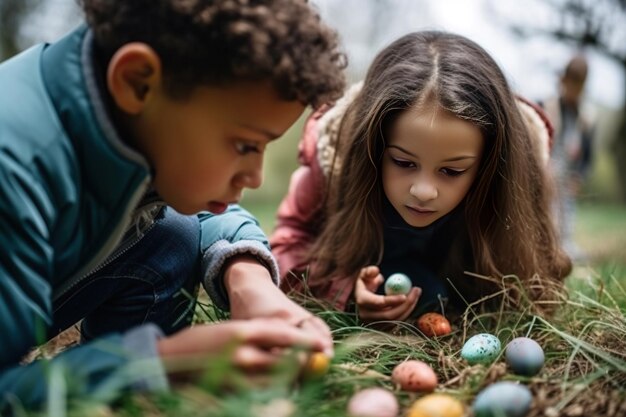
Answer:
[542,55,595,262]
[0,0,345,410]
[271,31,571,323]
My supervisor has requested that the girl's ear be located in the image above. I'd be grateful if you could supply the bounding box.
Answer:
[107,43,162,115]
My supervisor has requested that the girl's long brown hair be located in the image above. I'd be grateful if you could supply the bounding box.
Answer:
[308,31,571,303]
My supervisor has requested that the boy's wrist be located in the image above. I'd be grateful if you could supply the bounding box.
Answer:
[223,255,273,293]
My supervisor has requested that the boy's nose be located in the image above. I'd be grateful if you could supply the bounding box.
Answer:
[246,169,263,189]
[235,163,263,190]
[410,178,438,201]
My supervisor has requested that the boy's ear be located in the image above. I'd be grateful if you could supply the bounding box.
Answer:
[107,43,162,114]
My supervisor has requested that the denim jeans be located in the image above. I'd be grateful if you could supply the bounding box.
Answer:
[51,207,201,341]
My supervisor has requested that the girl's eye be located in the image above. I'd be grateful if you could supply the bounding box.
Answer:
[441,168,465,177]
[235,141,260,155]
[392,158,415,168]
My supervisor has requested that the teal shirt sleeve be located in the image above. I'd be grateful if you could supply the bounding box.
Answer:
[0,152,55,370]
[198,204,279,311]
[0,324,168,411]
[0,156,168,411]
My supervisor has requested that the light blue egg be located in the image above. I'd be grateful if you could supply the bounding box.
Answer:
[384,273,412,295]
[505,337,544,376]
[473,381,532,417]
[461,333,501,365]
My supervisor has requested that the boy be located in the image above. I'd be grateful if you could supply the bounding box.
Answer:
[0,0,345,409]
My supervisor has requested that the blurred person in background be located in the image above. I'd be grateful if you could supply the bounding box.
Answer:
[542,54,595,262]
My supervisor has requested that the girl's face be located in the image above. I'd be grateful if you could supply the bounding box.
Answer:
[382,106,484,228]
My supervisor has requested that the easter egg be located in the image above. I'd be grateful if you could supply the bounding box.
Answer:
[461,333,501,365]
[505,337,544,376]
[473,381,532,417]
[391,360,437,392]
[407,393,464,417]
[384,273,412,295]
[303,352,330,379]
[417,312,452,337]
[347,387,399,417]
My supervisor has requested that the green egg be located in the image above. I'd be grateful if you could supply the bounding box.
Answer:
[461,333,501,365]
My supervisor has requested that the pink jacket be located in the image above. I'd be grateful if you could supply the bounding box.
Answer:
[270,87,554,311]
[270,104,355,310]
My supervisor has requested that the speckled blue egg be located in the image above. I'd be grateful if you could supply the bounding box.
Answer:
[473,381,532,417]
[461,333,501,365]
[384,273,412,295]
[505,337,544,376]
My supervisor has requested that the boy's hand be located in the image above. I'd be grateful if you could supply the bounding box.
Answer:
[223,257,333,357]
[157,318,322,378]
[354,266,421,323]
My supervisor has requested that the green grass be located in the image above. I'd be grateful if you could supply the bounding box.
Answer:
[48,276,625,417]
[574,202,626,265]
[23,203,626,417]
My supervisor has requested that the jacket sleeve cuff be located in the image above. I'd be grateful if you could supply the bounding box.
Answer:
[201,239,280,311]
[122,323,169,393]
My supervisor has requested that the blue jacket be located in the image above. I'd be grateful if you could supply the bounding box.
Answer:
[0,26,278,409]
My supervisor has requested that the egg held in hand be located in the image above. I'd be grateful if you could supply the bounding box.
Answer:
[303,352,330,379]
[384,273,412,295]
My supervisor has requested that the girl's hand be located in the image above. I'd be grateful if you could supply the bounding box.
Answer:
[157,318,323,380]
[354,266,421,323]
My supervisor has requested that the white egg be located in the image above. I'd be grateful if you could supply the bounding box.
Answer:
[347,387,399,417]
[384,273,412,295]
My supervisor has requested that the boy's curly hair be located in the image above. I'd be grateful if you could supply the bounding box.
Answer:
[80,0,346,107]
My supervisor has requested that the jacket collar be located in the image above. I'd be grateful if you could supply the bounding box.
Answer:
[41,25,151,207]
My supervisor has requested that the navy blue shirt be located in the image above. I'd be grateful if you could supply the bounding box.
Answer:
[378,197,464,316]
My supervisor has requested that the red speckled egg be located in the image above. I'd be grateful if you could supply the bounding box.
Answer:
[391,360,438,392]
[416,313,452,337]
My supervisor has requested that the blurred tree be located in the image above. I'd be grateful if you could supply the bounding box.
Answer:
[0,0,43,60]
[505,0,626,201]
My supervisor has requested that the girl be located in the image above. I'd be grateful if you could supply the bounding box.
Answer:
[270,31,571,322]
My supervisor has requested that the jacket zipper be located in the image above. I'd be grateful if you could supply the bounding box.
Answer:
[53,178,154,301]
[69,218,158,282]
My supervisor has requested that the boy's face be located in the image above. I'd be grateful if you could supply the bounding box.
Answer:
[382,106,484,228]
[131,82,305,215]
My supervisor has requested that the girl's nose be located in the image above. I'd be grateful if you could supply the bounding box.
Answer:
[410,177,438,201]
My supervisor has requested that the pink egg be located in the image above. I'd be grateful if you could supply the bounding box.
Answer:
[347,388,399,417]
[391,360,438,392]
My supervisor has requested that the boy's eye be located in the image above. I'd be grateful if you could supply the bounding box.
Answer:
[235,141,260,155]
[391,158,415,168]
[441,168,465,177]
